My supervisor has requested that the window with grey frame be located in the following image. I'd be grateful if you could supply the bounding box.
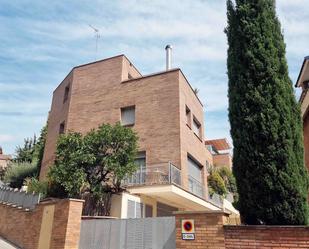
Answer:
[192,117,201,138]
[187,156,204,198]
[121,106,135,126]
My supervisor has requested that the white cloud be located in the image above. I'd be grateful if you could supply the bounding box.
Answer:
[0,134,15,143]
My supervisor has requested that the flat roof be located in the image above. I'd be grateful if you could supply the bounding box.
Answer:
[52,54,203,106]
[122,68,204,106]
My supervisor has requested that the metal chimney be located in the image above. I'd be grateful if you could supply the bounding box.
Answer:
[165,45,172,70]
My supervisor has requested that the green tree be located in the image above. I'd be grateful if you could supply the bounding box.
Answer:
[217,166,237,194]
[4,162,37,188]
[14,136,37,163]
[34,125,47,177]
[48,123,138,215]
[226,0,309,224]
[208,171,227,196]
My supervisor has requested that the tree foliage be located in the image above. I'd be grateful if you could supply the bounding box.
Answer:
[226,0,309,224]
[4,162,37,188]
[208,171,227,196]
[48,123,138,215]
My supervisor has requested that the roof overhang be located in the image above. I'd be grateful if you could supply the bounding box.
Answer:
[127,184,221,211]
[295,56,309,88]
[205,138,231,151]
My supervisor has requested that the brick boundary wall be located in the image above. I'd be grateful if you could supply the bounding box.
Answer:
[0,198,84,249]
[175,211,230,249]
[175,211,309,249]
[224,225,309,249]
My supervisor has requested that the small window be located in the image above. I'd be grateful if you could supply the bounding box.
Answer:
[63,86,70,103]
[127,200,143,218]
[186,106,191,127]
[121,106,135,126]
[145,204,153,217]
[59,121,65,134]
[192,117,201,137]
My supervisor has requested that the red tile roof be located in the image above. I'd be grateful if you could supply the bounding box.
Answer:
[205,138,231,151]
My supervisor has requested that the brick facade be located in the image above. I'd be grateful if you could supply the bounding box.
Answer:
[40,55,212,193]
[0,199,83,249]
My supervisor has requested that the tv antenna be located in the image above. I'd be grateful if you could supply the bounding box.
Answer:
[88,24,100,60]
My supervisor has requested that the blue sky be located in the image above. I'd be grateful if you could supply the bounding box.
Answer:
[0,0,308,155]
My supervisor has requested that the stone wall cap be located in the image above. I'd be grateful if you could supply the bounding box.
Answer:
[224,225,309,229]
[40,197,85,205]
[173,210,231,215]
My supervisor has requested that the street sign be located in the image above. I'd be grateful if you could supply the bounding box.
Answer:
[181,219,195,240]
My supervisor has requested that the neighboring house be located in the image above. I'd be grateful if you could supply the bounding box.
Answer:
[205,138,232,169]
[295,56,309,172]
[40,53,235,218]
[0,147,11,171]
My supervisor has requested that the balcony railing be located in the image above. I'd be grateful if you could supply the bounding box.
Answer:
[208,193,223,208]
[188,175,205,199]
[123,162,181,187]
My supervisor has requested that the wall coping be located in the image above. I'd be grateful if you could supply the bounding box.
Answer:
[40,198,85,205]
[174,210,231,216]
[224,225,309,229]
[82,216,117,220]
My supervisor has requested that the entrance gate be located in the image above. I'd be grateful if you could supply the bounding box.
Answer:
[79,216,176,249]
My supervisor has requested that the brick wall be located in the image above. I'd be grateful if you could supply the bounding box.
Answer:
[175,211,309,249]
[175,211,229,249]
[224,225,309,249]
[0,198,83,249]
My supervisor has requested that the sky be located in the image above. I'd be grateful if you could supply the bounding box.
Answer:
[0,0,308,155]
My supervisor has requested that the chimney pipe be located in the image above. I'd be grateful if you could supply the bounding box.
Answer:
[165,45,172,70]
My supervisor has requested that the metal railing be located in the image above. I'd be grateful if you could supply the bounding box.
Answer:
[188,175,205,199]
[208,193,223,208]
[0,187,41,210]
[123,162,181,187]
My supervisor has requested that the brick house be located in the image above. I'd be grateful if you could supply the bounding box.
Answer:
[0,147,11,171]
[205,138,232,169]
[40,53,236,218]
[295,56,309,172]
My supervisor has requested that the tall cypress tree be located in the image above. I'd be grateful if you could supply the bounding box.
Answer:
[226,0,309,225]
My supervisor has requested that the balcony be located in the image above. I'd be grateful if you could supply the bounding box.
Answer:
[122,162,181,187]
[188,175,205,199]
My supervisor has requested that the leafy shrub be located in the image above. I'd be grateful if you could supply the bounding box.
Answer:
[208,171,227,196]
[24,177,48,198]
[4,162,37,188]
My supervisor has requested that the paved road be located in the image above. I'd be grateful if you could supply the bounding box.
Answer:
[0,237,19,249]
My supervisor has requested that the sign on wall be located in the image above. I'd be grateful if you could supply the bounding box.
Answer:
[181,219,195,240]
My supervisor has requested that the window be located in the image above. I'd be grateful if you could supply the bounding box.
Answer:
[135,151,146,169]
[59,121,65,134]
[63,85,70,103]
[192,117,201,138]
[145,204,153,217]
[121,106,135,126]
[187,156,204,198]
[127,200,143,218]
[186,106,191,127]
[188,157,202,182]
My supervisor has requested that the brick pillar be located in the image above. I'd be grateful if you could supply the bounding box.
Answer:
[175,211,229,249]
[49,199,84,249]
